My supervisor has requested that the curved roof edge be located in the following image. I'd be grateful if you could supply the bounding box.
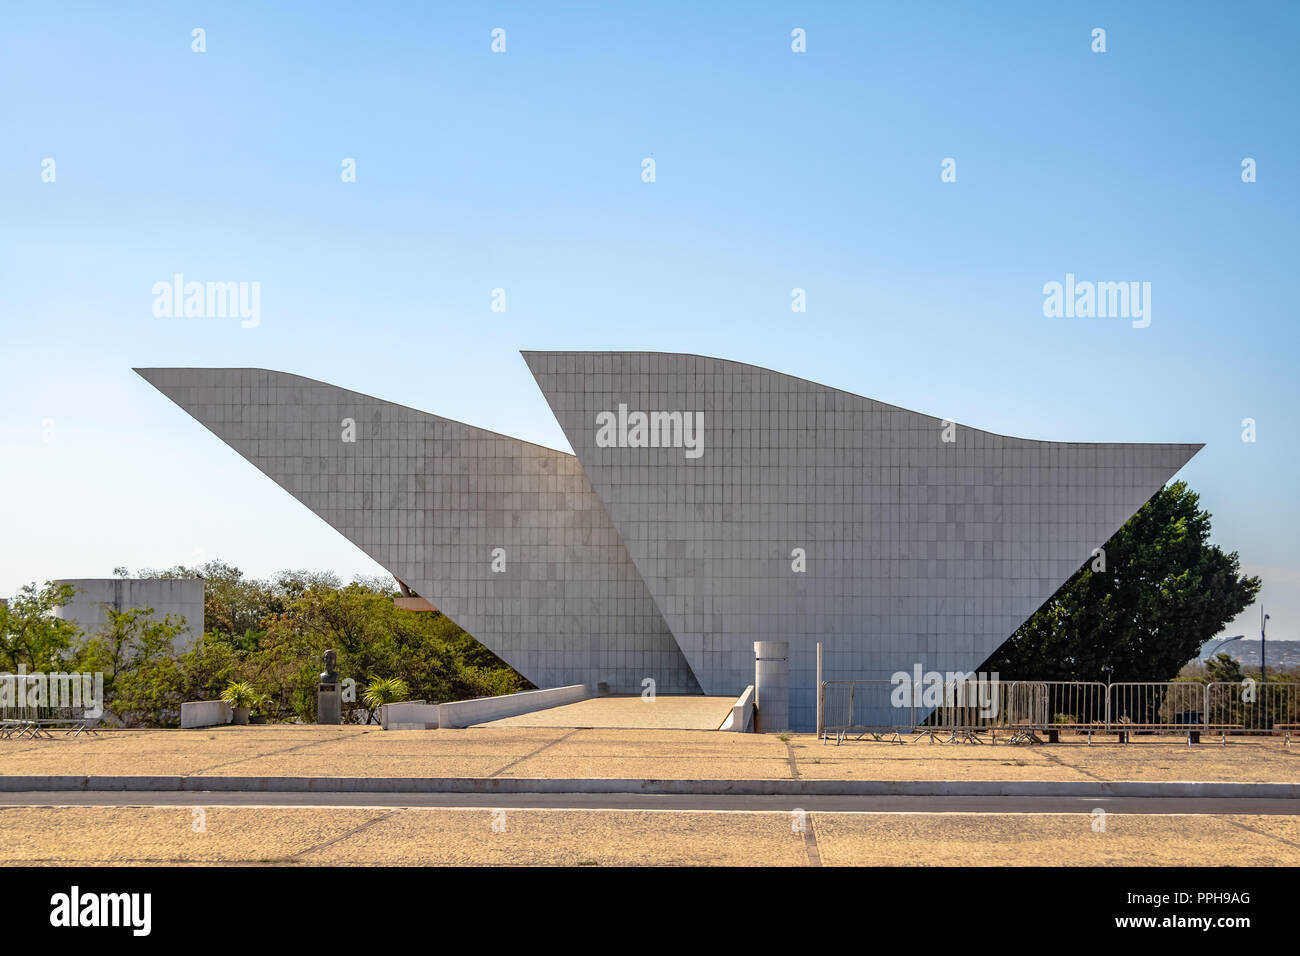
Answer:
[519,350,1205,454]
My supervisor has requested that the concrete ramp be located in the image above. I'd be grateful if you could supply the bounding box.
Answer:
[474,696,736,730]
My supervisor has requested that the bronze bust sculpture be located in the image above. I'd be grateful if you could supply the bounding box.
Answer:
[320,649,339,684]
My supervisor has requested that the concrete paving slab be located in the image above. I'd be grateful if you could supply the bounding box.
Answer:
[2,726,1297,786]
[0,805,1296,866]
[813,811,1300,866]
[0,805,385,864]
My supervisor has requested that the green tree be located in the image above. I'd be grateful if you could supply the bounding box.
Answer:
[1204,652,1245,683]
[109,654,184,727]
[0,581,81,671]
[76,607,185,688]
[104,636,245,728]
[142,560,284,645]
[248,577,529,721]
[75,606,188,725]
[983,481,1261,682]
[176,637,243,701]
[10,561,527,727]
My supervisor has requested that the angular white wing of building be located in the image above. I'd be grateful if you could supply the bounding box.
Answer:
[139,353,1200,730]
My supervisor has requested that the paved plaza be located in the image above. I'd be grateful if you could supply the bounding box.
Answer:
[2,725,1296,784]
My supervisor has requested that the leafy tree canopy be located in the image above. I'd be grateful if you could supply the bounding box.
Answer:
[4,562,530,727]
[983,481,1260,682]
[0,580,81,671]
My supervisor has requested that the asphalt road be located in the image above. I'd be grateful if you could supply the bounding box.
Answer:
[2,790,1298,814]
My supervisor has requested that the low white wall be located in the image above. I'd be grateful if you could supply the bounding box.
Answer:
[181,700,232,729]
[720,685,755,732]
[380,701,438,730]
[437,684,590,729]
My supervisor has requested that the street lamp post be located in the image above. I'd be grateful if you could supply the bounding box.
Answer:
[1261,608,1270,682]
[1204,634,1245,663]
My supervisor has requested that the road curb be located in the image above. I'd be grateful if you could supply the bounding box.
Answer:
[0,776,1297,799]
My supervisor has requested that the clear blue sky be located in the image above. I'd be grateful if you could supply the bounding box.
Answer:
[2,2,1296,646]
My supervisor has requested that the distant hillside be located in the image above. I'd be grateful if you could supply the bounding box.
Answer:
[1198,639,1300,669]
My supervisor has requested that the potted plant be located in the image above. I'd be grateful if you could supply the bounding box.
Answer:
[363,676,411,725]
[221,681,261,725]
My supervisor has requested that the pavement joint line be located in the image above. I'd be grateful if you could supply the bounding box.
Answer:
[293,808,403,860]
[1032,749,1107,783]
[188,731,371,776]
[803,814,823,866]
[784,740,801,780]
[488,729,582,778]
[1218,817,1300,851]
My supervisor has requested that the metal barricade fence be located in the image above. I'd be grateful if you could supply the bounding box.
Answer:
[1107,682,1207,733]
[1040,681,1108,733]
[822,678,1051,742]
[820,680,914,741]
[1206,681,1299,736]
[821,677,1015,743]
[0,673,98,739]
[819,678,1297,744]
[1,674,38,738]
[925,679,1034,740]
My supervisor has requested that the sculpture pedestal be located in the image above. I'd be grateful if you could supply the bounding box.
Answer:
[317,682,341,724]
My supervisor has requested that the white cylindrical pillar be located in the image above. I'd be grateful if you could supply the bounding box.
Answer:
[754,641,790,733]
[816,642,823,738]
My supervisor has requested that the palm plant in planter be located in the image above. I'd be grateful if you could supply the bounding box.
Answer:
[221,681,261,725]
[363,676,411,725]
